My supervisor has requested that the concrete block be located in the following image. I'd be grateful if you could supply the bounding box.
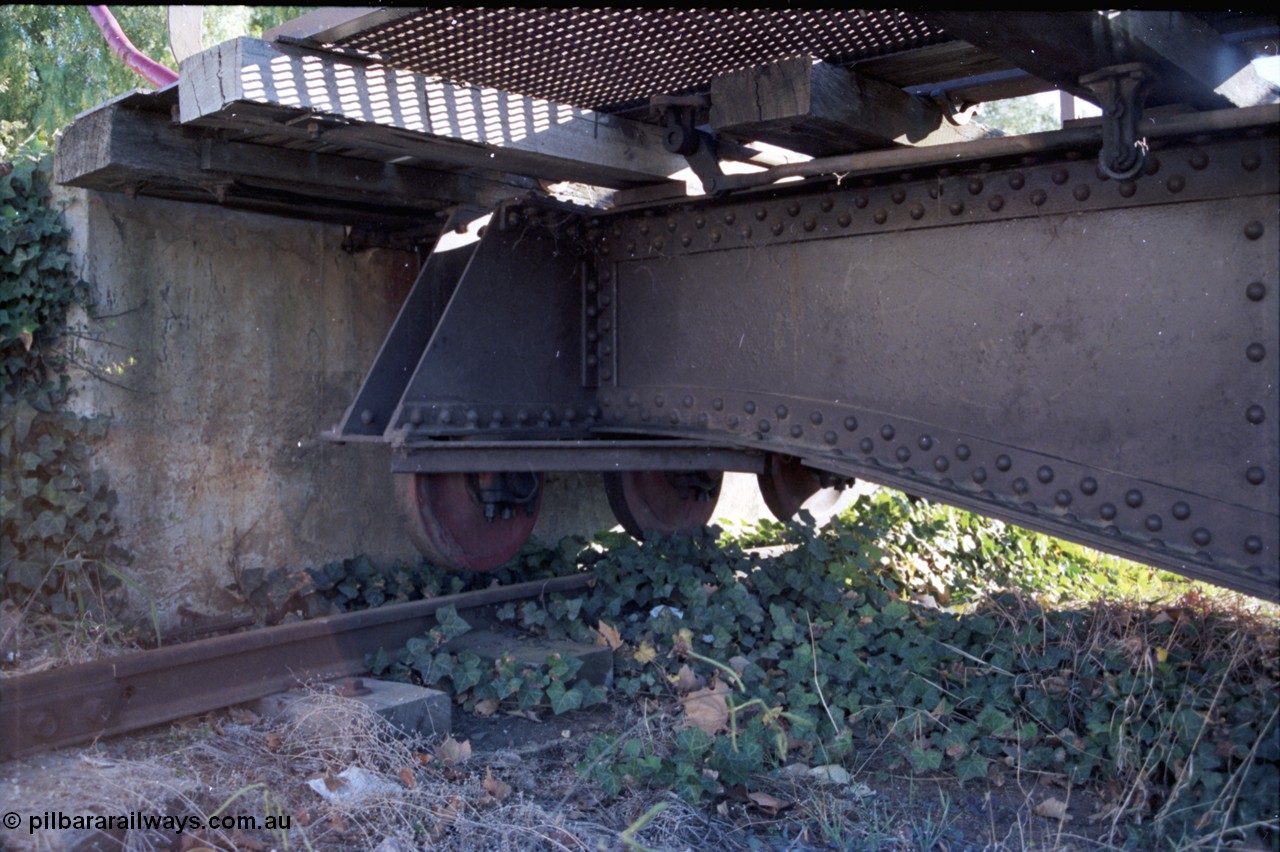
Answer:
[248,678,451,741]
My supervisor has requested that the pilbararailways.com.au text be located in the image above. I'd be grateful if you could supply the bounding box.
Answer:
[5,810,291,835]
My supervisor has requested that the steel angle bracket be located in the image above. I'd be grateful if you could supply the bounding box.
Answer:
[590,116,1278,600]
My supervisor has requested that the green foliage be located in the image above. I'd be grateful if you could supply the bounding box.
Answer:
[1,132,125,624]
[0,6,313,136]
[977,94,1061,136]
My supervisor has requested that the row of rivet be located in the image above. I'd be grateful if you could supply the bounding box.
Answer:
[582,263,616,386]
[595,138,1274,262]
[1240,221,1272,510]
[406,404,601,431]
[598,387,1269,572]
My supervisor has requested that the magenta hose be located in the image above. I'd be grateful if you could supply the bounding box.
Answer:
[86,5,179,88]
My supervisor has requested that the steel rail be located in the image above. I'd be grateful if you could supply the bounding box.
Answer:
[0,572,594,760]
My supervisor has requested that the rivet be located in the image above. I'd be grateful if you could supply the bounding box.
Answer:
[1100,503,1117,520]
[1247,466,1265,485]
[695,215,706,229]
[1051,168,1069,186]
[1244,221,1264,240]
[712,398,724,411]
[988,196,1005,211]
[776,404,789,419]
[586,306,599,319]
[949,201,965,215]
[1080,477,1098,495]
[820,197,834,212]
[790,425,804,438]
[1246,282,1266,301]
[626,241,636,253]
[627,394,639,406]
[996,454,1012,472]
[490,410,506,425]
[1145,514,1163,532]
[918,435,933,450]
[464,409,480,425]
[1242,152,1261,171]
[880,425,895,441]
[639,410,651,422]
[1144,156,1161,176]
[1012,477,1029,494]
[586,354,599,366]
[408,408,423,426]
[803,217,817,232]
[1055,490,1072,507]
[740,226,752,239]
[837,212,851,228]
[1118,181,1137,198]
[1037,465,1054,484]
[652,237,665,251]
[1125,489,1144,508]
[654,395,665,407]
[873,209,888,224]
[1246,405,1265,424]
[972,467,988,484]
[1167,175,1185,194]
[1030,189,1047,206]
[744,401,756,414]
[1246,343,1265,362]
[670,412,680,425]
[788,202,801,217]
[439,410,454,425]
[758,419,771,432]
[542,409,554,423]
[728,416,740,428]
[810,411,823,425]
[853,195,869,209]
[1073,185,1091,201]
[666,217,677,232]
[723,212,736,225]
[602,319,612,330]
[968,178,984,195]
[955,444,971,460]
[1189,151,1209,170]
[1244,536,1263,554]
[1192,528,1212,546]
[771,223,784,236]
[824,431,838,445]
[892,188,907,204]
[683,395,694,408]
[359,408,375,425]
[681,235,692,247]
[860,438,875,453]
[897,447,912,462]
[517,409,530,423]
[638,223,650,235]
[1008,173,1025,190]
[1172,501,1191,520]
[563,408,576,422]
[698,413,709,426]
[610,225,623,238]
[601,368,613,380]
[935,457,950,472]
[600,269,612,282]
[910,203,925,219]
[844,416,858,431]
[755,207,768,221]
[710,230,722,243]
[589,405,601,419]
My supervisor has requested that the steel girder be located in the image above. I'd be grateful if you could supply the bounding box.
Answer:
[335,109,1278,600]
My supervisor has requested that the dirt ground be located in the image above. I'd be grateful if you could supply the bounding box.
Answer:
[3,681,1228,852]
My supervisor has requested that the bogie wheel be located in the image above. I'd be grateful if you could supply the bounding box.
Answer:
[758,454,854,524]
[603,470,723,540]
[396,471,542,572]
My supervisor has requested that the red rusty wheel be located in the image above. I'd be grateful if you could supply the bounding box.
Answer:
[397,472,542,572]
[758,454,852,523]
[603,470,723,540]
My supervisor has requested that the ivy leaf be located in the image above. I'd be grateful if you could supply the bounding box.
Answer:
[546,681,584,715]
[955,753,990,783]
[434,604,473,642]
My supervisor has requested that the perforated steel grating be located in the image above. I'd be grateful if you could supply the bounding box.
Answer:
[329,8,947,111]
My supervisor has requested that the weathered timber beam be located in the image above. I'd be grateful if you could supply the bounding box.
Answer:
[709,58,992,157]
[263,6,420,44]
[919,11,1279,110]
[54,100,530,228]
[178,38,686,188]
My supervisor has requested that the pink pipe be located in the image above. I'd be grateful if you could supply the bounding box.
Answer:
[86,5,179,88]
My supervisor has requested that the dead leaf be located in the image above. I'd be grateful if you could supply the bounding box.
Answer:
[595,621,624,649]
[18,331,32,352]
[681,678,730,736]
[399,767,416,789]
[674,663,703,693]
[228,706,260,725]
[484,767,512,801]
[474,698,499,717]
[228,831,265,851]
[728,655,751,675]
[414,751,434,767]
[716,801,729,817]
[747,791,791,816]
[264,731,284,751]
[293,809,312,827]
[945,742,966,759]
[634,641,658,664]
[434,795,464,828]
[328,811,347,834]
[702,583,720,596]
[322,772,348,793]
[437,736,472,766]
[1035,797,1071,821]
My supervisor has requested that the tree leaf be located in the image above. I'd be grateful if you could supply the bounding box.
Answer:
[681,678,730,736]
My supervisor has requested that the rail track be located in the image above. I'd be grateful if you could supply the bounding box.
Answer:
[0,573,594,760]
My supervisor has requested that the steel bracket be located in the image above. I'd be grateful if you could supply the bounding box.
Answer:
[1079,62,1159,180]
[653,97,727,194]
